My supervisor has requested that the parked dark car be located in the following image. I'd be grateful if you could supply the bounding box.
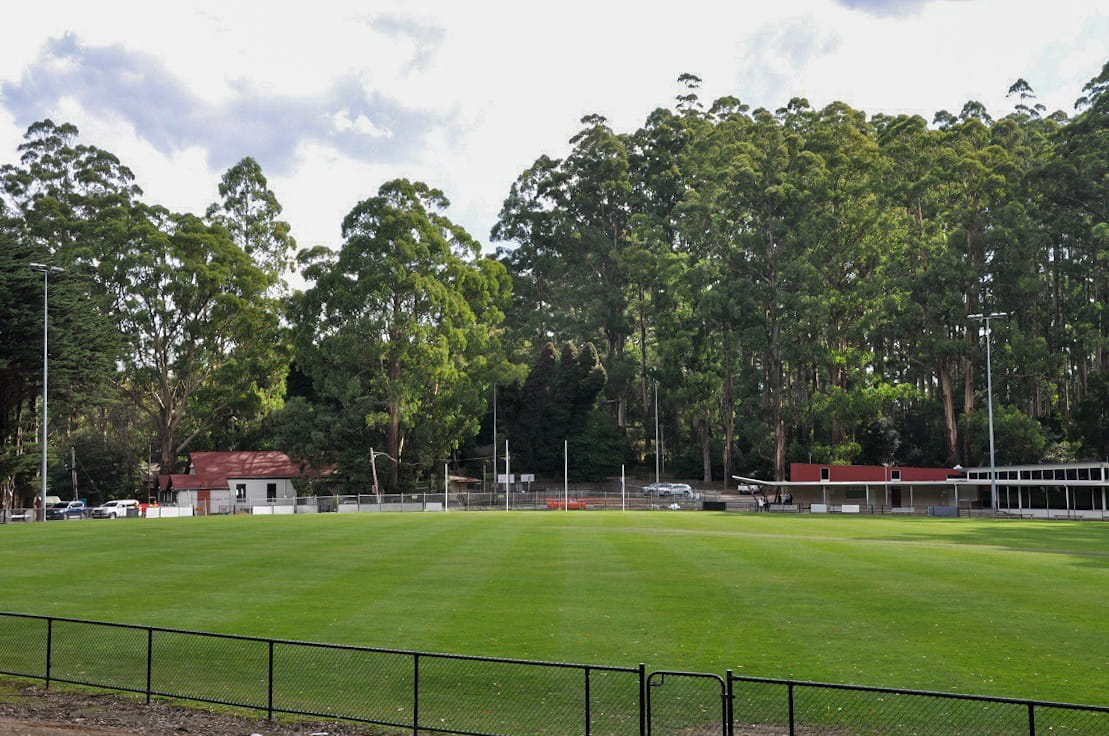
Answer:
[45,500,87,520]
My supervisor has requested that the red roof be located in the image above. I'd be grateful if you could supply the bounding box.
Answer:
[790,463,961,483]
[191,451,303,483]
[169,473,205,490]
[158,451,303,491]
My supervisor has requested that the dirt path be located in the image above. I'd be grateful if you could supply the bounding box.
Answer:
[0,717,134,735]
[0,683,381,736]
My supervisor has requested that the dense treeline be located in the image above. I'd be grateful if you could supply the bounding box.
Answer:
[494,64,1109,482]
[1,61,1107,502]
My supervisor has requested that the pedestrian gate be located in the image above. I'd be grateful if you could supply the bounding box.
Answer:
[647,670,731,736]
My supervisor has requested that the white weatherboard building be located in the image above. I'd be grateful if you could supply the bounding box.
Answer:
[158,451,301,515]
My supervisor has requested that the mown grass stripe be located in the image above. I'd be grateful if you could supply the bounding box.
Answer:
[1,512,1106,705]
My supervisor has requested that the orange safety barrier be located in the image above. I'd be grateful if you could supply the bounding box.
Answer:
[546,500,588,510]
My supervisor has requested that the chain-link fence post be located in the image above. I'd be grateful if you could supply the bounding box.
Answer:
[413,651,421,736]
[44,617,52,689]
[724,670,734,736]
[145,628,153,704]
[267,640,275,720]
[638,663,647,736]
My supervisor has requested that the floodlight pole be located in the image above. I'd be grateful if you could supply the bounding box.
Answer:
[563,439,568,512]
[654,381,660,484]
[492,383,497,501]
[29,263,63,520]
[71,446,78,502]
[969,312,1008,513]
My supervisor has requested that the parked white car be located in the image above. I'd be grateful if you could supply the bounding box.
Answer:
[90,499,141,519]
[642,482,695,498]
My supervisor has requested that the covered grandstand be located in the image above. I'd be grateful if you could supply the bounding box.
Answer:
[734,462,1109,518]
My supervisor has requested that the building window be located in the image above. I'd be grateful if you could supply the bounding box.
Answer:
[267,483,277,501]
[235,484,246,501]
[820,467,830,482]
[845,487,867,501]
[891,470,901,482]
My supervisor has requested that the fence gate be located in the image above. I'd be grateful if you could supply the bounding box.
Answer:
[646,671,730,736]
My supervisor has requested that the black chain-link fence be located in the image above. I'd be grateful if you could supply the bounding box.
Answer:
[2,612,1108,736]
[0,612,643,735]
[730,675,1109,736]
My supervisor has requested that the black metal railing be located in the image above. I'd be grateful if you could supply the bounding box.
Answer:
[2,612,1108,736]
[0,612,642,736]
[728,675,1109,736]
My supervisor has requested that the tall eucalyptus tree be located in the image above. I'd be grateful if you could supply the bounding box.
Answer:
[294,179,510,488]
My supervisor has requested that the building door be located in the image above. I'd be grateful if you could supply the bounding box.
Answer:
[890,486,902,508]
[198,490,210,516]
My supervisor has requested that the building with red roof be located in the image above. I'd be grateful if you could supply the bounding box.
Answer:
[734,462,970,510]
[735,461,1109,517]
[157,451,304,514]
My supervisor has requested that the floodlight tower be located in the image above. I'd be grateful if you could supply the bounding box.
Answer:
[968,312,1008,512]
[29,263,64,519]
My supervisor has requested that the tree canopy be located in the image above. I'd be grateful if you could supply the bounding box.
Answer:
[1,59,1108,503]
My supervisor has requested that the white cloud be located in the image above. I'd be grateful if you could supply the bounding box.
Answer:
[332,110,393,138]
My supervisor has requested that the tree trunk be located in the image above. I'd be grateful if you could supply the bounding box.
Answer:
[768,305,787,482]
[159,408,176,473]
[939,361,959,465]
[721,339,736,486]
[387,354,402,489]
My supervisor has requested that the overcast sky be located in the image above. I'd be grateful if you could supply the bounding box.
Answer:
[1,0,1106,255]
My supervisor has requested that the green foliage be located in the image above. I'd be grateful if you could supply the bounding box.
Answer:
[962,405,1049,466]
[1074,372,1109,458]
[291,179,510,489]
[54,428,151,504]
[858,417,901,466]
[0,229,122,504]
[0,121,291,494]
[503,341,608,476]
[809,441,862,465]
[566,408,626,480]
[6,58,1109,489]
[205,156,297,287]
[94,207,287,471]
[490,63,1109,475]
